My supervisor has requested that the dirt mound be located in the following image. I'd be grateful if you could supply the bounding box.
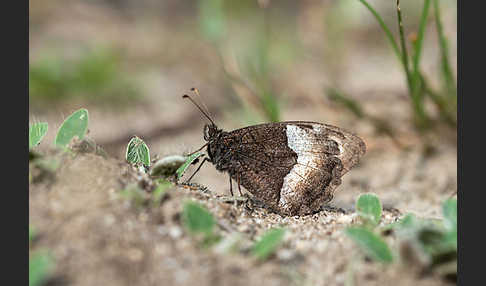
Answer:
[29,149,452,286]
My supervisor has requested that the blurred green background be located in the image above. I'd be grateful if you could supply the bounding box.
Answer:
[29,0,457,157]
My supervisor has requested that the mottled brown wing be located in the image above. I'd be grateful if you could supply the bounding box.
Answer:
[226,122,366,216]
[224,124,297,213]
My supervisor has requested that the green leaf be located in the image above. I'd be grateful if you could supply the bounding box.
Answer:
[150,155,187,177]
[399,213,418,228]
[176,152,204,179]
[442,228,457,250]
[442,198,457,231]
[29,122,48,149]
[380,213,418,235]
[54,108,89,148]
[125,136,150,167]
[251,228,286,261]
[442,198,457,248]
[345,227,393,263]
[356,193,382,226]
[416,225,456,262]
[182,201,215,235]
[29,251,52,286]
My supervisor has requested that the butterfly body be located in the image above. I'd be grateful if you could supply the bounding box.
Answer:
[203,121,366,216]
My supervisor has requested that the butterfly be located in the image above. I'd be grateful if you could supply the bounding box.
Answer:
[183,88,366,216]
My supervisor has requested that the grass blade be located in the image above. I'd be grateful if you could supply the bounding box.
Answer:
[54,108,89,148]
[433,0,456,97]
[358,0,401,60]
[396,0,429,129]
[345,227,393,263]
[420,73,457,126]
[29,122,48,149]
[396,0,412,89]
[326,88,365,118]
[411,0,432,113]
[412,0,431,78]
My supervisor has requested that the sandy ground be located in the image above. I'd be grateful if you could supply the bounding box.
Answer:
[29,116,456,286]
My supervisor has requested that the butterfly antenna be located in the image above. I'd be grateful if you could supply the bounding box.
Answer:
[185,142,209,156]
[190,88,214,124]
[182,94,216,126]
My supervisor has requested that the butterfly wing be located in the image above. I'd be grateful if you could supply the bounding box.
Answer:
[225,121,365,216]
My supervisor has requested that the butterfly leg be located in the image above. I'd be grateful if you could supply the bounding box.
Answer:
[237,173,243,196]
[186,157,209,183]
[229,175,234,196]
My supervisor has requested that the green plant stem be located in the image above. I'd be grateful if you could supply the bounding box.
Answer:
[420,73,456,127]
[411,0,431,110]
[326,88,365,119]
[360,0,455,132]
[397,0,428,129]
[358,0,401,60]
[412,0,431,82]
[396,0,413,90]
[325,88,402,148]
[413,0,432,129]
[433,0,456,97]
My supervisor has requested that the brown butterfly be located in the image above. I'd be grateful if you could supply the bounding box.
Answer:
[183,88,366,216]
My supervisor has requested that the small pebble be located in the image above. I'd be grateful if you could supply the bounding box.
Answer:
[337,214,353,225]
[277,249,295,261]
[169,226,183,239]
